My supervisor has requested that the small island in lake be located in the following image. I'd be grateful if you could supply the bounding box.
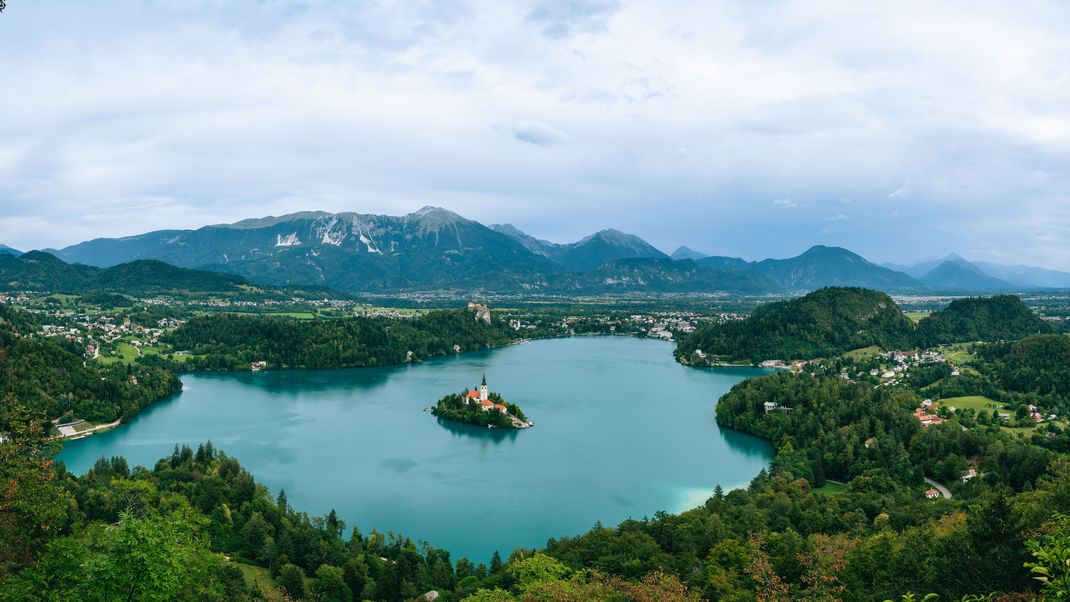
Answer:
[431,374,533,429]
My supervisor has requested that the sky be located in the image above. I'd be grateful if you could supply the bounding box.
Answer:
[1,1,1069,268]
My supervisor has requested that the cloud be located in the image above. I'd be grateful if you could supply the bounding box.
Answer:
[527,0,621,39]
[888,182,911,199]
[825,213,848,221]
[510,121,568,146]
[1,1,1070,269]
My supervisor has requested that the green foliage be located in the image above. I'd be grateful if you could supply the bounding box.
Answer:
[277,563,306,599]
[678,287,916,362]
[978,334,1070,399]
[0,402,71,577]
[3,508,237,602]
[0,252,248,294]
[461,587,514,601]
[165,308,518,370]
[431,391,526,428]
[312,563,352,602]
[0,306,181,423]
[1026,513,1070,599]
[503,553,570,593]
[915,295,1050,347]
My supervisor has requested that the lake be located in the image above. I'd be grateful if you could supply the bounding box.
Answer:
[59,336,772,562]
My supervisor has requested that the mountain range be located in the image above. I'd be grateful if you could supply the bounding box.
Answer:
[4,207,1066,296]
[883,253,1070,292]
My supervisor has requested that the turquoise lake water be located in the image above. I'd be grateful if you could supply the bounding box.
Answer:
[59,336,772,562]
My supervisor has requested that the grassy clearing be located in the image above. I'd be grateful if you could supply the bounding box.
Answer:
[115,343,140,363]
[844,345,882,360]
[235,562,280,597]
[938,395,1005,413]
[904,311,929,324]
[813,480,848,496]
[1001,425,1040,437]
[264,311,318,319]
[944,349,975,365]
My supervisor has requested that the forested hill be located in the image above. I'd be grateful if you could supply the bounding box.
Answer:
[676,287,915,362]
[914,294,1051,346]
[0,251,252,293]
[164,308,520,371]
[0,304,180,425]
[976,334,1070,413]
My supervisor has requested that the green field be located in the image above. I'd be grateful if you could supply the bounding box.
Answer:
[938,395,1005,413]
[943,348,975,365]
[264,311,319,319]
[813,480,848,496]
[1001,425,1041,437]
[844,345,882,359]
[904,311,929,324]
[235,562,278,597]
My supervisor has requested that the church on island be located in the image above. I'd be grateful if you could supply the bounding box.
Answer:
[464,374,509,414]
[429,374,532,429]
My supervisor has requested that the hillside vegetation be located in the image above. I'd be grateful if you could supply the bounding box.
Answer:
[677,287,915,362]
[0,305,179,424]
[914,294,1051,346]
[164,308,519,371]
[0,251,250,293]
[679,289,1053,363]
[976,333,1070,412]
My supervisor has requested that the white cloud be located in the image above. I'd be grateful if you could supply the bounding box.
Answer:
[527,0,621,39]
[511,121,568,145]
[0,1,1068,268]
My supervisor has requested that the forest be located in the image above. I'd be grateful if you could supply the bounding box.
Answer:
[3,293,1070,600]
[913,295,1052,347]
[678,288,1057,364]
[162,309,521,371]
[0,304,180,426]
[676,287,916,362]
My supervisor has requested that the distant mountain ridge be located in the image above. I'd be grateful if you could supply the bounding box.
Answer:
[50,207,1070,295]
[687,245,921,293]
[918,258,1016,292]
[670,246,708,261]
[885,253,1061,291]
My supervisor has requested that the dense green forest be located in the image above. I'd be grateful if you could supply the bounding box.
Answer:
[162,309,520,371]
[676,287,916,362]
[5,294,1070,600]
[0,251,252,293]
[975,333,1070,414]
[679,289,1055,364]
[914,295,1051,347]
[0,305,180,425]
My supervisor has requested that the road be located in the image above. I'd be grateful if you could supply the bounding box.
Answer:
[924,477,952,499]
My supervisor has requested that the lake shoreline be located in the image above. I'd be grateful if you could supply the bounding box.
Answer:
[60,337,772,561]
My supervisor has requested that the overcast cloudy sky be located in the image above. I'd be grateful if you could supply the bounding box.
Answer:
[2,1,1069,267]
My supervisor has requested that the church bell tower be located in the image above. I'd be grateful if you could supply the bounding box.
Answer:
[480,373,488,401]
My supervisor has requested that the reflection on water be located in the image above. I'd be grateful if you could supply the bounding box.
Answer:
[434,417,521,444]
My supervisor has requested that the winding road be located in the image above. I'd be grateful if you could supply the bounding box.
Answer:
[924,477,952,499]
